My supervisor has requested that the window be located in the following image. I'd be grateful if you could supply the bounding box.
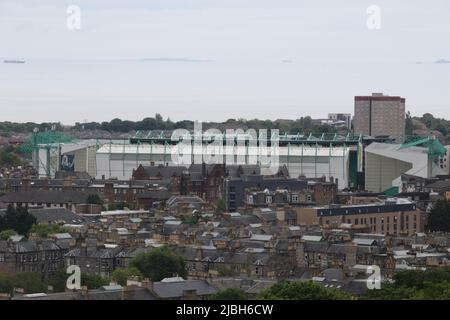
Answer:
[306,194,312,202]
[291,194,299,203]
[0,254,4,262]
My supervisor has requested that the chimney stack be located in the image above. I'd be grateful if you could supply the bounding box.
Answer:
[80,286,89,300]
[182,289,198,300]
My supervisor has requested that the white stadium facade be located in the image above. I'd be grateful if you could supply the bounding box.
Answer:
[29,131,449,192]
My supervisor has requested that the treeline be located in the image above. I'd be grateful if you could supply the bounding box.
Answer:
[3,112,450,137]
[0,122,63,134]
[74,114,340,134]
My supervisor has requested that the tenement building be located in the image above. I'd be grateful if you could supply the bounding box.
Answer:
[295,198,423,236]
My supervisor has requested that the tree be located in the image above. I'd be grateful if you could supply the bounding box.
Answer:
[108,202,128,211]
[0,205,36,236]
[0,274,14,294]
[405,111,414,136]
[13,273,48,294]
[210,288,247,300]
[0,229,17,240]
[0,273,47,294]
[363,268,450,300]
[426,199,450,232]
[87,194,104,205]
[216,265,239,277]
[111,267,143,286]
[362,283,417,300]
[258,281,352,300]
[215,198,226,214]
[48,268,70,293]
[0,148,22,166]
[81,273,109,289]
[30,224,68,238]
[131,246,187,281]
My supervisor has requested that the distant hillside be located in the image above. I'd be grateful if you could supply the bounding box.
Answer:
[407,113,450,144]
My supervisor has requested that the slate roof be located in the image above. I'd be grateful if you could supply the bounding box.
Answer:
[0,190,94,204]
[136,189,172,200]
[0,240,63,253]
[12,287,156,300]
[141,165,186,179]
[152,280,217,299]
[424,180,450,190]
[167,196,205,208]
[30,208,85,224]
[225,165,261,178]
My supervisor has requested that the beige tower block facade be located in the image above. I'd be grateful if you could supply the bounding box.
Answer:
[354,93,406,143]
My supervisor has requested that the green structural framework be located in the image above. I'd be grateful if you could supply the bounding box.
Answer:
[399,136,447,157]
[21,131,77,177]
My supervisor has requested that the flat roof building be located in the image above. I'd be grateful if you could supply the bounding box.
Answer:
[354,93,406,143]
[295,198,423,236]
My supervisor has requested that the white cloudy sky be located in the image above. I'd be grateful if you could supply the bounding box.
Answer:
[0,0,449,124]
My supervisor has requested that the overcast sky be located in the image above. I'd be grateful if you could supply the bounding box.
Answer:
[0,0,449,124]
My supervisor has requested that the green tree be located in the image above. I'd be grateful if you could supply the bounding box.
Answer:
[363,268,450,300]
[108,202,128,211]
[426,199,450,232]
[215,198,226,214]
[30,224,68,238]
[131,246,187,281]
[362,283,417,300]
[217,265,239,277]
[210,288,247,300]
[0,205,36,236]
[48,268,70,293]
[111,267,143,286]
[0,148,22,166]
[0,229,17,240]
[405,111,414,136]
[13,273,48,294]
[87,194,104,205]
[81,273,109,289]
[0,274,14,294]
[258,281,352,300]
[0,273,48,294]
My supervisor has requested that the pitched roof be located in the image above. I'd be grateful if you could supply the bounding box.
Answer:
[141,165,186,179]
[225,165,261,178]
[0,190,94,204]
[152,279,217,299]
[30,208,85,224]
[136,189,172,200]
